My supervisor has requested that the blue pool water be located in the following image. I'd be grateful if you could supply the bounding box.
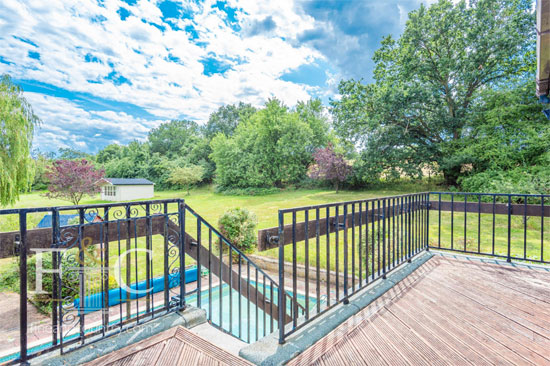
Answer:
[0,280,316,362]
[186,281,317,343]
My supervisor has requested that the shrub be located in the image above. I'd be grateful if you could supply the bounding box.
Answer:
[218,208,258,253]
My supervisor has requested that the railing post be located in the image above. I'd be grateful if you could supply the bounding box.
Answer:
[19,210,29,365]
[51,208,59,346]
[426,193,430,251]
[507,195,512,262]
[178,200,186,309]
[278,210,285,344]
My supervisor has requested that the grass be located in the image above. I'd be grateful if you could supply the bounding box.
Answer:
[0,184,434,307]
[2,183,548,313]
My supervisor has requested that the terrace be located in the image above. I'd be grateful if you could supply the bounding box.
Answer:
[0,192,549,365]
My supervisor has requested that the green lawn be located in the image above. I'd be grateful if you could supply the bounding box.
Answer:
[0,185,432,300]
[2,184,548,313]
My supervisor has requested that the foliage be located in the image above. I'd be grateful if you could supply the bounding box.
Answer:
[459,167,550,195]
[45,159,105,205]
[331,0,534,186]
[309,144,352,193]
[31,152,52,190]
[214,186,280,196]
[0,74,39,206]
[148,120,200,158]
[168,164,205,195]
[218,208,258,253]
[204,102,256,139]
[211,99,328,188]
[56,147,92,160]
[456,79,550,173]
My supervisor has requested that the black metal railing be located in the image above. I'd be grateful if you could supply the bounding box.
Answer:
[275,193,430,343]
[0,199,296,365]
[182,205,286,344]
[429,192,550,264]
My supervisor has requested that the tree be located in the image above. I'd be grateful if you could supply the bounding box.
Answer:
[210,99,315,188]
[167,164,204,195]
[57,148,91,160]
[96,144,122,163]
[0,75,40,206]
[309,144,352,193]
[148,120,200,157]
[204,102,256,139]
[45,159,104,205]
[331,0,534,185]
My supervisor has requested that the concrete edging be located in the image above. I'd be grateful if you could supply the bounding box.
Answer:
[32,307,206,366]
[239,251,434,366]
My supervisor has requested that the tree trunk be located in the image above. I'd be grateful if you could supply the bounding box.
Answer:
[334,181,339,193]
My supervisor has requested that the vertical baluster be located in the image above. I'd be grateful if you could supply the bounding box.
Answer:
[506,194,512,262]
[325,207,330,307]
[163,203,169,310]
[78,208,85,342]
[343,204,348,300]
[255,267,259,342]
[219,237,223,328]
[19,211,28,362]
[51,208,59,346]
[291,211,298,327]
[351,203,356,293]
[464,194,468,252]
[451,194,454,250]
[491,194,497,255]
[247,262,251,343]
[523,196,527,259]
[334,205,339,301]
[316,207,320,314]
[542,197,545,262]
[371,201,376,281]
[358,202,363,288]
[278,211,285,344]
[477,195,481,254]
[197,220,202,308]
[382,200,386,278]
[208,230,212,322]
[239,253,242,339]
[133,217,140,323]
[304,210,309,319]
[145,204,151,314]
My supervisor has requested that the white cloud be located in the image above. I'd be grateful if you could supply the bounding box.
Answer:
[0,0,322,129]
[26,92,167,153]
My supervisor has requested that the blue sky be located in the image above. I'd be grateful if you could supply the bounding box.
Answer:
[0,0,436,154]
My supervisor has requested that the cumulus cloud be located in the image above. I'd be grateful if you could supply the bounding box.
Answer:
[294,0,439,80]
[0,0,431,153]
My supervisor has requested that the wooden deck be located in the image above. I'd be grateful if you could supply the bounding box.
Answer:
[288,255,550,366]
[83,326,252,366]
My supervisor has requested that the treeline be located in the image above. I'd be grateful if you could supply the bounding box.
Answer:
[32,99,338,193]
[31,0,550,195]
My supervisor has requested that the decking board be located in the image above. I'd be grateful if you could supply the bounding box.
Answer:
[288,255,550,366]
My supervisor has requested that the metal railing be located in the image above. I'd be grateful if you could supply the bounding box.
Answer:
[276,193,430,343]
[429,192,550,264]
[0,199,296,365]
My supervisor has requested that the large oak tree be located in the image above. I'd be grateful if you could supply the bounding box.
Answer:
[331,0,534,185]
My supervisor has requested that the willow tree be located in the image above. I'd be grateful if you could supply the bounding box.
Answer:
[0,75,39,206]
[331,0,534,185]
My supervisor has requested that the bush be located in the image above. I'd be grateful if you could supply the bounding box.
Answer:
[459,166,550,196]
[218,208,258,253]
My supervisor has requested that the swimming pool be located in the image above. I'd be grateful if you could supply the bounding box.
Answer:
[186,281,318,343]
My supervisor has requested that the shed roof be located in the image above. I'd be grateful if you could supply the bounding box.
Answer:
[101,178,154,186]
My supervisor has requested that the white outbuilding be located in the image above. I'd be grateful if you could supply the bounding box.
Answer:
[98,178,155,201]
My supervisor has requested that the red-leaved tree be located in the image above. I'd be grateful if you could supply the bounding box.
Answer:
[45,159,105,205]
[309,144,351,193]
